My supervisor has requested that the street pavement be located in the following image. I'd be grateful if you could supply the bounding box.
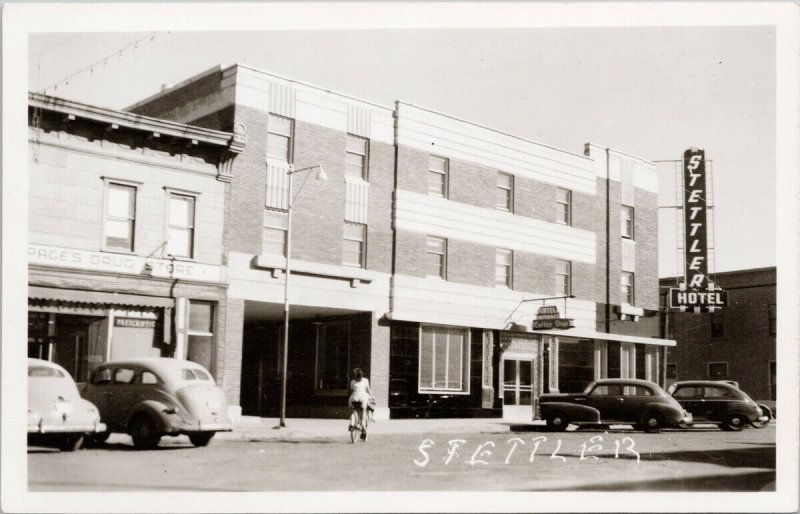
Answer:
[28,419,775,492]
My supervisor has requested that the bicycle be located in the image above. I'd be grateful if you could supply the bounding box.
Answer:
[349,401,368,443]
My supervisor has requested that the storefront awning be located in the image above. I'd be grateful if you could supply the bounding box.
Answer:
[531,327,676,347]
[29,286,174,309]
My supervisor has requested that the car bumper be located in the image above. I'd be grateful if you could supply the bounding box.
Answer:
[176,422,233,433]
[28,420,107,434]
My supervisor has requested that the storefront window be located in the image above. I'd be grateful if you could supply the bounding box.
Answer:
[315,320,352,392]
[607,341,621,379]
[419,325,469,393]
[557,341,594,393]
[187,301,214,373]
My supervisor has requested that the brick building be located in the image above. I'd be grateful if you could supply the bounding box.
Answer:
[31,63,673,421]
[660,267,776,406]
[27,93,243,388]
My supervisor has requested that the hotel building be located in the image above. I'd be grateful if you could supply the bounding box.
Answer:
[30,63,674,421]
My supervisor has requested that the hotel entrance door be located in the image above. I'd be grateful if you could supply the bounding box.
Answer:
[502,358,534,422]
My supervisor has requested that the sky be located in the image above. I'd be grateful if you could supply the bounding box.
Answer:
[28,26,777,277]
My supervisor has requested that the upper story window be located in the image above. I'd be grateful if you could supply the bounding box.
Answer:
[266,114,293,162]
[707,362,728,379]
[556,188,571,225]
[496,172,513,212]
[555,259,571,296]
[345,135,369,180]
[263,209,288,256]
[495,249,512,288]
[768,304,776,336]
[621,205,635,239]
[428,156,448,197]
[167,193,195,258]
[104,182,137,252]
[621,271,634,305]
[711,311,724,338]
[426,236,447,279]
[342,222,366,268]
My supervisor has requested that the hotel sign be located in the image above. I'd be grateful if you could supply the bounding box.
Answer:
[532,305,574,330]
[28,244,222,283]
[669,148,726,311]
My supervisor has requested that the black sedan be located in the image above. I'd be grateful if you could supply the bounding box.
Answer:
[539,378,691,433]
[667,380,768,431]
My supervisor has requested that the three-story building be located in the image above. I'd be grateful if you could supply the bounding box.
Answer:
[86,62,676,420]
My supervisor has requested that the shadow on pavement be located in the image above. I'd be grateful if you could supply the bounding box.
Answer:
[597,446,776,469]
[533,470,775,491]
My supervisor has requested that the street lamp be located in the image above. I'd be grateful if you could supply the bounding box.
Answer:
[278,164,327,428]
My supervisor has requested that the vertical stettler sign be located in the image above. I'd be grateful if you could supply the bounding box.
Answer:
[668,148,727,312]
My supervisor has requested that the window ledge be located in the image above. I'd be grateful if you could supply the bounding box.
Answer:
[252,254,377,287]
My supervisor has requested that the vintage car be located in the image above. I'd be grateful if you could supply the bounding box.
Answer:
[81,358,233,449]
[667,380,768,430]
[28,358,106,451]
[539,378,691,433]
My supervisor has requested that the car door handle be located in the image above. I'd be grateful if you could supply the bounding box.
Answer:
[616,398,624,402]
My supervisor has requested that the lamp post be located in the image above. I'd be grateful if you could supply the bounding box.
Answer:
[278,164,327,429]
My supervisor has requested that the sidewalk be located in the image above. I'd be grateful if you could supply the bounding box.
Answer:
[217,416,546,442]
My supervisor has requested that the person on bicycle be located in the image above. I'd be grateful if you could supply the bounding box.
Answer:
[348,368,372,439]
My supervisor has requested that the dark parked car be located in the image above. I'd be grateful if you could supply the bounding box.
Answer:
[28,358,106,451]
[81,358,233,449]
[539,378,691,433]
[667,380,768,430]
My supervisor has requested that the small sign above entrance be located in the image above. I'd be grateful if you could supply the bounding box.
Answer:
[532,306,574,330]
[115,317,157,328]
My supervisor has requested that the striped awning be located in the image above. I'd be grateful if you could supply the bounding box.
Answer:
[28,286,174,308]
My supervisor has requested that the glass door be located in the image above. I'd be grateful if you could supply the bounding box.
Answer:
[502,358,534,422]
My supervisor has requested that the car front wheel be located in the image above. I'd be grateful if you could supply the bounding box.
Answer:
[188,432,215,447]
[641,412,662,433]
[547,411,569,432]
[57,434,84,452]
[724,414,745,431]
[130,414,161,450]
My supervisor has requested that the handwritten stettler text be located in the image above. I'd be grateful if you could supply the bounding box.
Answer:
[413,435,640,467]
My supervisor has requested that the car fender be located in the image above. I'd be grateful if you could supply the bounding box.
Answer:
[641,401,683,421]
[726,404,760,420]
[126,400,180,433]
[540,402,600,422]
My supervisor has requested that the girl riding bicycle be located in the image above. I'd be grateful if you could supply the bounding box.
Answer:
[348,368,373,440]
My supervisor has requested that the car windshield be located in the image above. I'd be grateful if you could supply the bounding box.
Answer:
[28,366,65,378]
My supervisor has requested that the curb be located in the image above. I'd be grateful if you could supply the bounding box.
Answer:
[216,423,517,442]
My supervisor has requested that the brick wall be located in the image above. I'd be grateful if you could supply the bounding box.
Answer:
[370,314,391,410]
[634,189,659,310]
[395,231,428,278]
[29,126,225,265]
[396,146,429,195]
[514,252,551,294]
[446,239,495,287]
[227,104,268,256]
[449,159,496,209]
[220,297,245,405]
[665,269,776,401]
[366,140,395,273]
